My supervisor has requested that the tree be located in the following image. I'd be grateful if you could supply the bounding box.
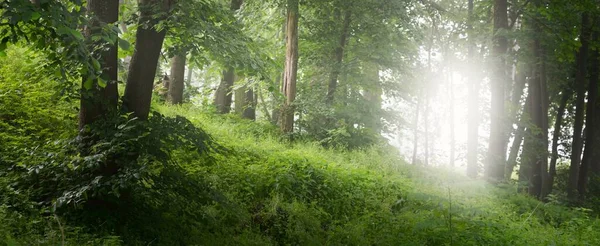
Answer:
[568,13,591,199]
[578,24,600,199]
[325,7,352,104]
[486,0,509,181]
[123,0,176,120]
[167,52,186,104]
[79,0,119,129]
[466,0,479,178]
[214,0,244,114]
[280,0,299,133]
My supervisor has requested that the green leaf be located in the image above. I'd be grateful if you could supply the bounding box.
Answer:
[0,51,6,57]
[84,77,94,90]
[118,38,131,51]
[97,77,107,88]
[31,12,41,20]
[70,29,84,40]
[92,58,101,71]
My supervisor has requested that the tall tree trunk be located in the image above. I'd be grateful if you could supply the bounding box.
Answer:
[466,0,479,178]
[412,91,420,165]
[578,28,600,199]
[123,0,174,120]
[279,0,299,133]
[568,13,591,200]
[522,0,549,198]
[591,23,600,180]
[213,0,244,113]
[167,52,186,104]
[243,88,256,120]
[518,92,533,191]
[487,0,509,181]
[79,0,119,129]
[505,68,528,180]
[548,91,570,193]
[326,9,351,104]
[449,64,455,167]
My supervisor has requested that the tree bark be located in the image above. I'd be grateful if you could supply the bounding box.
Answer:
[466,0,479,178]
[123,0,174,120]
[326,9,351,104]
[568,13,591,200]
[243,88,256,120]
[79,0,119,129]
[487,0,509,181]
[279,0,299,133]
[578,28,600,199]
[214,69,235,114]
[167,52,186,104]
[548,91,570,194]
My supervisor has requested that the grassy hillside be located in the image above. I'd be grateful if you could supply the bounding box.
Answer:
[1,47,600,245]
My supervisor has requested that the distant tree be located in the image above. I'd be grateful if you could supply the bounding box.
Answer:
[214,0,244,114]
[167,52,186,104]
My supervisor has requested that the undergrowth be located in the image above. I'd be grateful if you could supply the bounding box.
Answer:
[1,47,600,245]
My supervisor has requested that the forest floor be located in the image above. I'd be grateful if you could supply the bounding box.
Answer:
[1,48,599,244]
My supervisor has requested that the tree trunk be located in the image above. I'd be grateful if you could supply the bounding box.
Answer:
[186,64,193,87]
[506,68,529,180]
[243,88,256,120]
[578,28,600,199]
[548,91,570,193]
[123,0,174,120]
[326,9,351,104]
[213,0,244,113]
[167,52,186,104]
[449,65,455,167]
[214,68,235,114]
[568,13,591,200]
[279,0,299,133]
[487,0,508,181]
[466,0,479,178]
[412,90,420,165]
[522,0,549,198]
[79,0,119,129]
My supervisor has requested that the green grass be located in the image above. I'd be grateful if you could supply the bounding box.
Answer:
[1,47,600,245]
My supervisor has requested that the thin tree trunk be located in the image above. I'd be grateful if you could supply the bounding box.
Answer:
[487,0,509,181]
[449,65,455,167]
[123,0,174,120]
[412,91,420,165]
[326,9,351,104]
[167,52,186,104]
[548,91,569,193]
[506,69,529,180]
[79,0,119,129]
[568,13,591,200]
[466,0,479,178]
[279,0,299,133]
[578,28,600,199]
[186,64,193,87]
